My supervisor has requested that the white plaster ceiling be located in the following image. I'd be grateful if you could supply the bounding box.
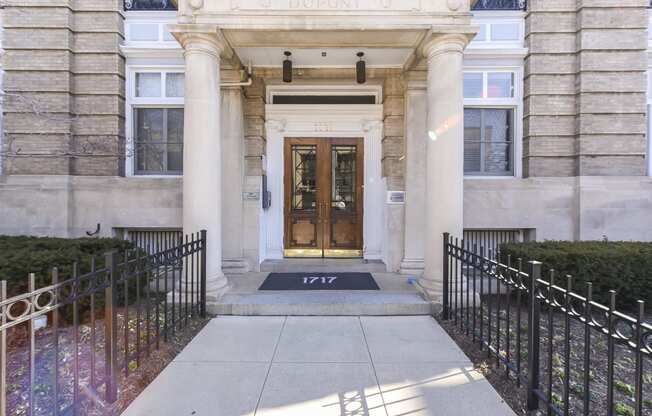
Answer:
[235,47,414,68]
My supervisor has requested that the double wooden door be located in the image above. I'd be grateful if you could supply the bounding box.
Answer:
[284,138,364,258]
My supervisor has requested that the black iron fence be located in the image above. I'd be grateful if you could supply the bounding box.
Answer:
[442,233,651,416]
[472,0,526,10]
[125,0,177,11]
[0,230,207,415]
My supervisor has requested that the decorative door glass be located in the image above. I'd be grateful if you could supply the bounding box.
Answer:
[291,145,318,211]
[331,146,357,212]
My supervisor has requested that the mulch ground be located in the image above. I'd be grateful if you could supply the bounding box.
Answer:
[437,304,652,416]
[4,305,209,416]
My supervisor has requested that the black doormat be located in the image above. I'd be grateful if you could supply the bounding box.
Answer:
[259,272,380,291]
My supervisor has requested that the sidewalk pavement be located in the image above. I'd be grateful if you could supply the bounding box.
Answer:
[121,315,515,416]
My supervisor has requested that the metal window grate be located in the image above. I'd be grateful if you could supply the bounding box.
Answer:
[125,229,183,254]
[463,229,525,258]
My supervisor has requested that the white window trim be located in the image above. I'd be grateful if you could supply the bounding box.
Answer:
[463,66,523,179]
[648,104,652,177]
[648,64,652,176]
[126,65,185,178]
[470,11,525,48]
[124,11,178,45]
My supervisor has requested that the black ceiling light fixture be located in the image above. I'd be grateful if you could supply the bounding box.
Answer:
[283,51,293,83]
[356,52,366,84]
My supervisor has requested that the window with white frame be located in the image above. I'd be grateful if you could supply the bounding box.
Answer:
[130,70,184,175]
[463,70,518,176]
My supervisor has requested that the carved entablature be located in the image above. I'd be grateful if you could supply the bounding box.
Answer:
[179,0,472,14]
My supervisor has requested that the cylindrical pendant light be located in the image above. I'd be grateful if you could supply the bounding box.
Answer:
[283,51,293,83]
[356,52,366,84]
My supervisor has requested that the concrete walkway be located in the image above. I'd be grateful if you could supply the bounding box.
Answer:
[122,316,515,416]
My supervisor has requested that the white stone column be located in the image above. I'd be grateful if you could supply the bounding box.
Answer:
[177,27,229,301]
[221,87,246,265]
[418,34,468,302]
[400,84,427,275]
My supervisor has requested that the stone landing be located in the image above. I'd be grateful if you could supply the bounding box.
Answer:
[210,268,432,316]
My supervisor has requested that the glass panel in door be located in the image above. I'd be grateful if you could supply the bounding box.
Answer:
[284,141,322,257]
[324,141,363,257]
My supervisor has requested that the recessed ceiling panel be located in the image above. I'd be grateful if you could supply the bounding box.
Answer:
[235,47,413,68]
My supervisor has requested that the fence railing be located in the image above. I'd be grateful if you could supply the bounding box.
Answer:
[0,230,207,415]
[472,0,526,10]
[442,233,651,416]
[124,0,177,11]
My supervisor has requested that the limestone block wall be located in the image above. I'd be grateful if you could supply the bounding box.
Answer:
[1,0,125,176]
[243,71,267,177]
[382,69,406,191]
[524,0,648,177]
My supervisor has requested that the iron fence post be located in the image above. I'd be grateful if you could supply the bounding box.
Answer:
[442,232,450,320]
[200,230,207,318]
[527,260,542,412]
[104,251,119,404]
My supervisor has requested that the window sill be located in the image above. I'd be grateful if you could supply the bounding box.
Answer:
[464,175,516,180]
[129,174,182,179]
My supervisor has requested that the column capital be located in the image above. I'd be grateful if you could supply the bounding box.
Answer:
[169,24,229,60]
[420,29,477,61]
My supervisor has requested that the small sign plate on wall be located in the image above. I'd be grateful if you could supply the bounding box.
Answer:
[243,192,261,201]
[387,191,405,204]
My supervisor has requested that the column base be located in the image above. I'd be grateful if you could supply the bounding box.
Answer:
[399,258,425,276]
[415,277,442,303]
[417,276,482,317]
[205,272,230,304]
[413,280,444,315]
[168,272,230,306]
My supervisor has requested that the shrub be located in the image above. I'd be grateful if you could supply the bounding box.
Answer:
[499,241,652,309]
[0,236,145,323]
[0,235,136,295]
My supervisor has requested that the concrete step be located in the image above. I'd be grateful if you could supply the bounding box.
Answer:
[210,292,432,316]
[260,259,387,273]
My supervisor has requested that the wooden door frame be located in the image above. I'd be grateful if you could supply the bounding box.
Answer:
[264,103,384,261]
[284,137,364,258]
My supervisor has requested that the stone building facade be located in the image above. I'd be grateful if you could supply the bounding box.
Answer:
[0,0,651,304]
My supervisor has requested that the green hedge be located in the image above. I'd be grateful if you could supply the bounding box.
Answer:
[499,241,652,308]
[0,235,137,296]
[0,236,146,323]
